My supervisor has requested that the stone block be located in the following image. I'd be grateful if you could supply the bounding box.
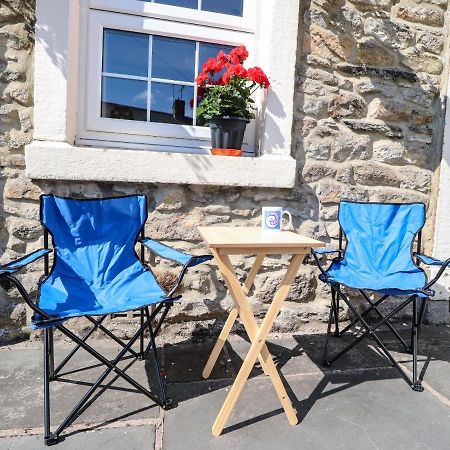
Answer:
[356,40,395,67]
[337,64,417,82]
[330,131,370,162]
[370,187,428,203]
[373,140,409,165]
[367,98,412,122]
[364,17,413,50]
[305,140,331,160]
[301,162,336,182]
[304,24,353,63]
[330,4,364,37]
[353,161,401,187]
[402,53,443,76]
[315,180,369,204]
[399,166,432,193]
[4,176,41,201]
[396,2,444,27]
[7,216,41,240]
[348,0,390,11]
[417,30,443,55]
[342,119,403,139]
[328,92,366,119]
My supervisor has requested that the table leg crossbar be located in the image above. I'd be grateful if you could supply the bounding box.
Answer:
[203,250,305,436]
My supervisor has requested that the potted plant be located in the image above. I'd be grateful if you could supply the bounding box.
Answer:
[195,46,270,156]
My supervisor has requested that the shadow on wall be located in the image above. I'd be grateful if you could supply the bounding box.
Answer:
[293,0,447,248]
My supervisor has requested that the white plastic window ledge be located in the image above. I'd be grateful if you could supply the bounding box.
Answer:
[25,141,297,188]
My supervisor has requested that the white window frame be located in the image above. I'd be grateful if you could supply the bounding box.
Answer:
[79,9,255,152]
[90,0,257,33]
[27,0,300,188]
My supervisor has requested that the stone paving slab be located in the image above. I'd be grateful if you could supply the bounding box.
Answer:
[2,326,450,449]
[0,345,160,430]
[0,425,155,450]
[164,342,233,383]
[163,369,450,450]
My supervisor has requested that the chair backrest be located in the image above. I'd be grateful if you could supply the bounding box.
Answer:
[40,195,147,286]
[338,201,426,289]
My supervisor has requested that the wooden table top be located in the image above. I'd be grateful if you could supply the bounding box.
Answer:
[198,226,325,249]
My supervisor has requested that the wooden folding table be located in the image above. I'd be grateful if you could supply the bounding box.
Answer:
[198,226,324,436]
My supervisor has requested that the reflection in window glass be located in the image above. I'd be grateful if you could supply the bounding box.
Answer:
[103,29,148,77]
[102,77,148,121]
[202,0,243,16]
[152,37,195,82]
[150,83,194,125]
[101,28,241,126]
[154,0,197,8]
[137,0,244,16]
[198,42,234,82]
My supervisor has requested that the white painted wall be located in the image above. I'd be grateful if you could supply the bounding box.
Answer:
[256,0,300,157]
[34,0,80,142]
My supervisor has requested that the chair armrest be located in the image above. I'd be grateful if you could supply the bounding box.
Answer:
[415,253,448,266]
[312,248,340,255]
[140,238,212,268]
[0,249,52,274]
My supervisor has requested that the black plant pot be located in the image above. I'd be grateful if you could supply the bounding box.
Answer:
[208,116,249,153]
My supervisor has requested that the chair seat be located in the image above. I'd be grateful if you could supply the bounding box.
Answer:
[320,260,429,298]
[36,265,168,325]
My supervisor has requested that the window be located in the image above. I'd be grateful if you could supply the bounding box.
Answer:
[138,0,244,17]
[80,0,257,154]
[101,29,233,126]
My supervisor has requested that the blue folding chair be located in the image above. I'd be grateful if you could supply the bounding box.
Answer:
[0,194,211,445]
[312,201,450,391]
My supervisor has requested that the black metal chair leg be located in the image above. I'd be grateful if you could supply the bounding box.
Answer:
[322,293,335,367]
[140,308,145,360]
[144,307,173,409]
[332,287,340,337]
[411,297,424,392]
[44,328,58,446]
[48,328,55,381]
[417,298,428,339]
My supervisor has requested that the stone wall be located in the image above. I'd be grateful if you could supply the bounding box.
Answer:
[0,0,449,342]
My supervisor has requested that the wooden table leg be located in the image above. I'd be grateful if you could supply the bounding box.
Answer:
[243,253,265,295]
[211,252,305,436]
[202,307,239,379]
[202,253,266,379]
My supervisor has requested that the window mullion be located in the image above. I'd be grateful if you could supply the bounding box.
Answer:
[198,0,202,11]
[193,41,199,126]
[147,34,153,122]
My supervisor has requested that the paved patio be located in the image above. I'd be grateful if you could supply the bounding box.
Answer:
[1,325,450,449]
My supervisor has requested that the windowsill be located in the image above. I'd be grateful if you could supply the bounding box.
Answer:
[25,141,297,188]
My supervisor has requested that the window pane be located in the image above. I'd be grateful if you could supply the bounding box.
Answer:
[152,36,196,82]
[102,77,147,121]
[198,43,234,81]
[202,0,243,16]
[150,82,194,125]
[154,0,197,8]
[103,29,148,77]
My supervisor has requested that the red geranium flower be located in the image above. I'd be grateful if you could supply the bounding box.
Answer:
[229,63,248,78]
[189,98,194,108]
[202,57,217,74]
[195,72,210,86]
[247,66,270,88]
[229,45,249,64]
[216,50,229,64]
[221,71,231,85]
[213,59,225,73]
